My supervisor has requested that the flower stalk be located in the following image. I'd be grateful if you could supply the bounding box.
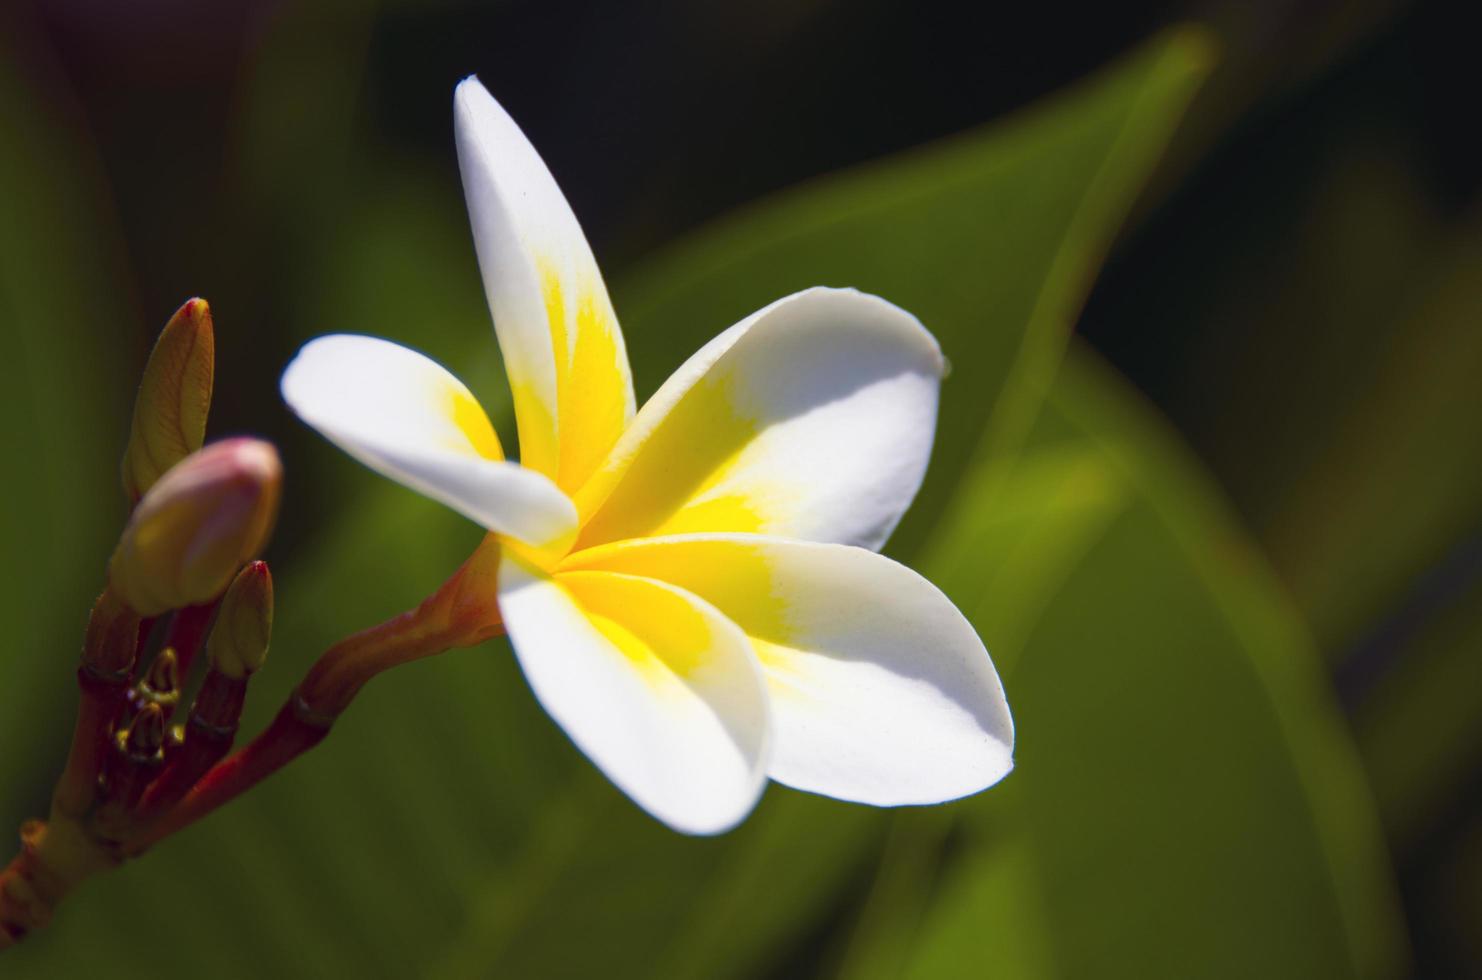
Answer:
[52,587,141,819]
[0,298,506,950]
[2,484,502,947]
[135,563,271,821]
[129,535,504,853]
[93,705,168,842]
[159,601,218,682]
[2,302,296,950]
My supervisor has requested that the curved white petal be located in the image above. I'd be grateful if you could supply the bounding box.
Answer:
[573,287,943,552]
[498,555,771,834]
[563,534,1013,805]
[455,77,634,492]
[281,334,576,547]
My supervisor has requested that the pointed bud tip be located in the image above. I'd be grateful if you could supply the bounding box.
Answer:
[143,648,180,697]
[180,297,211,324]
[122,297,218,502]
[240,559,274,596]
[208,560,274,679]
[111,439,282,617]
[164,297,214,350]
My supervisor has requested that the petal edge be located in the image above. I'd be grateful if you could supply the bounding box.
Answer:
[563,533,1013,805]
[455,78,635,492]
[498,556,771,834]
[575,287,944,552]
[281,334,576,547]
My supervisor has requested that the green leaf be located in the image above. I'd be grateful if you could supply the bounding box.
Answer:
[612,27,1215,558]
[1354,565,1482,854]
[1221,165,1482,657]
[1263,223,1482,644]
[4,26,1210,978]
[869,345,1408,979]
[1077,84,1482,969]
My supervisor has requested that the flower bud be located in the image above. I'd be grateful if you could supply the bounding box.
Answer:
[110,439,281,617]
[96,704,167,829]
[137,648,181,713]
[119,703,167,761]
[121,298,216,503]
[207,561,273,679]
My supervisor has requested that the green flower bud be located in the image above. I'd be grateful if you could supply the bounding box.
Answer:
[121,298,215,503]
[207,561,274,679]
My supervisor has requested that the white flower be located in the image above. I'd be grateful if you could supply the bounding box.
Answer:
[281,78,1013,834]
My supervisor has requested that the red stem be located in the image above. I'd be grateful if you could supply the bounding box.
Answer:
[133,617,156,667]
[52,671,126,818]
[126,535,506,852]
[124,617,476,852]
[53,588,140,818]
[163,601,218,680]
[129,701,326,850]
[0,823,50,946]
[99,747,160,816]
[135,671,245,818]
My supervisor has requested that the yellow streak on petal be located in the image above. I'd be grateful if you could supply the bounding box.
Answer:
[645,491,764,538]
[558,570,713,680]
[502,528,577,574]
[541,263,630,494]
[561,537,789,640]
[573,372,774,548]
[563,538,814,704]
[449,388,504,461]
[510,377,558,475]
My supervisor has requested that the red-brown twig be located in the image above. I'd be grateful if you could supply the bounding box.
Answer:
[161,601,218,681]
[52,588,140,819]
[135,668,246,819]
[124,535,505,853]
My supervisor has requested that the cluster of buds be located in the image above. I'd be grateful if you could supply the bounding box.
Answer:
[0,298,504,954]
[0,300,281,948]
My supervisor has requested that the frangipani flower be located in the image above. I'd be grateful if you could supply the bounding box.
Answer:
[281,78,1013,834]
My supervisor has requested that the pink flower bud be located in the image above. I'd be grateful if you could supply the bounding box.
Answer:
[109,438,281,616]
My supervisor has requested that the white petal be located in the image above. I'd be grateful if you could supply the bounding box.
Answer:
[281,334,576,547]
[455,77,634,492]
[563,534,1013,805]
[498,555,771,834]
[573,287,943,552]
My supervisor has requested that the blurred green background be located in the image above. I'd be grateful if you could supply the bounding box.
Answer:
[1,0,1477,976]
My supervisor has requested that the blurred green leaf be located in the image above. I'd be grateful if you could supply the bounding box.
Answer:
[871,345,1407,979]
[1138,113,1482,880]
[5,26,1211,979]
[1354,563,1482,853]
[1264,221,1482,640]
[1076,71,1482,971]
[0,22,137,835]
[1323,227,1482,853]
[1109,115,1477,660]
[614,27,1215,558]
[1237,176,1481,659]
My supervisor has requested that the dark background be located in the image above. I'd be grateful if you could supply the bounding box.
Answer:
[2,0,1478,976]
